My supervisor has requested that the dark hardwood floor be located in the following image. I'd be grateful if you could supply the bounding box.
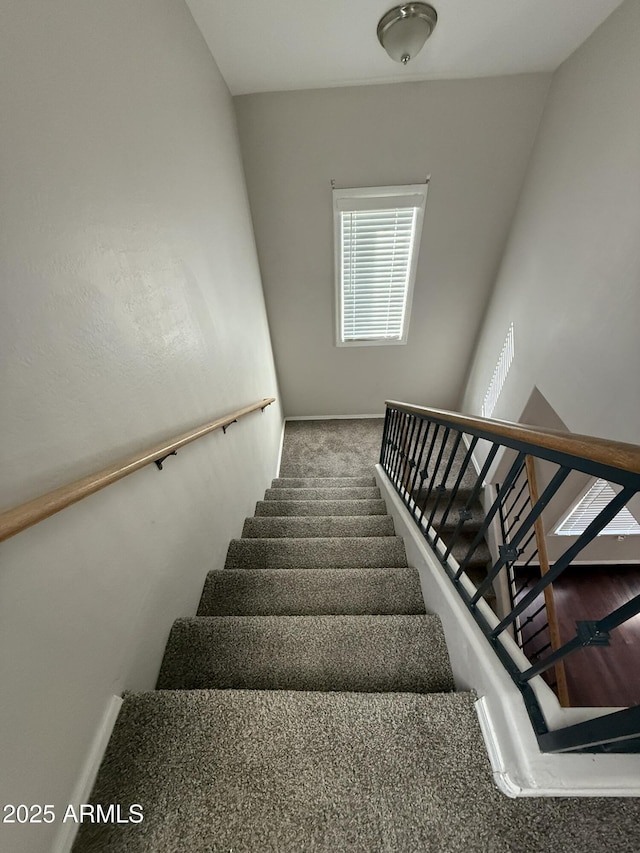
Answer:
[514,564,640,707]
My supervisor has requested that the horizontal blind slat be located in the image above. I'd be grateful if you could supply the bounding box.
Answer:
[341,204,418,342]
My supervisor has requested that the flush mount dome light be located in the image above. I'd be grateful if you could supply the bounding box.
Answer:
[377,3,438,65]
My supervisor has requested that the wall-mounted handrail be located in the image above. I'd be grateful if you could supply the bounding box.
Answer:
[387,401,640,476]
[380,400,640,753]
[0,397,276,544]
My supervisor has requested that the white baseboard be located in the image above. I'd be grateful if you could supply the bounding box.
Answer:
[285,414,384,421]
[275,419,286,477]
[52,695,123,853]
[475,696,522,798]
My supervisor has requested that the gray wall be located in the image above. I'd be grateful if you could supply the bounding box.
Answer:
[235,75,550,416]
[0,3,281,851]
[462,0,640,446]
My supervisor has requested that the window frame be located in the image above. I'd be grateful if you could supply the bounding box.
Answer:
[553,478,640,537]
[333,183,428,348]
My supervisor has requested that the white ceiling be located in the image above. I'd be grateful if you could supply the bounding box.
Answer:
[185,0,625,95]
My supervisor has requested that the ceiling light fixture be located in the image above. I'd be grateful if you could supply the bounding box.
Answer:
[377,3,438,65]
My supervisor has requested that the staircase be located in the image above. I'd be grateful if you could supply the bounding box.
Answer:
[72,425,640,852]
[73,475,479,852]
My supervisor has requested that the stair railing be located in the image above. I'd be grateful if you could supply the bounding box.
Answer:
[497,461,570,708]
[380,400,640,754]
[0,397,275,543]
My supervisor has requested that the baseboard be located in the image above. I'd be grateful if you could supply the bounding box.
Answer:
[285,414,384,421]
[475,697,522,798]
[275,419,286,477]
[52,695,123,853]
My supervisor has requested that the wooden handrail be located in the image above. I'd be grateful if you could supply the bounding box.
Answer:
[0,398,276,544]
[386,401,640,476]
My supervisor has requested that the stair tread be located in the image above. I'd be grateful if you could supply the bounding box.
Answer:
[272,477,376,488]
[255,499,387,516]
[197,567,425,616]
[447,539,491,568]
[225,536,408,570]
[264,487,381,501]
[157,614,454,693]
[74,689,492,853]
[242,515,395,538]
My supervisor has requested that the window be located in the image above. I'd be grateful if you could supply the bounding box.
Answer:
[482,322,515,418]
[333,184,428,346]
[554,479,640,536]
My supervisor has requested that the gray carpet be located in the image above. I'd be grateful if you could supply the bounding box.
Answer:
[255,498,387,516]
[264,486,381,501]
[279,418,384,477]
[225,536,408,570]
[74,689,640,853]
[272,476,377,488]
[156,614,453,693]
[197,568,426,616]
[241,514,395,538]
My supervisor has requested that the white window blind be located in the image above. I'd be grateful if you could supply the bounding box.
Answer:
[482,323,515,418]
[555,479,640,536]
[333,185,427,346]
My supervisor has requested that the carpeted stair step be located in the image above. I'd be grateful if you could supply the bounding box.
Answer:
[241,515,395,539]
[197,568,425,616]
[264,486,381,501]
[411,487,475,512]
[465,567,497,609]
[157,614,454,692]
[272,477,376,488]
[445,536,491,570]
[74,689,491,853]
[255,498,387,516]
[418,501,486,533]
[224,536,407,570]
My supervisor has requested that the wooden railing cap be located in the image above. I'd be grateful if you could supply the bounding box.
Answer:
[385,400,640,476]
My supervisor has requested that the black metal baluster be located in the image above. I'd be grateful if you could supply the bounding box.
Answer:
[386,408,401,472]
[434,435,479,544]
[394,412,413,487]
[418,428,451,526]
[539,705,640,753]
[491,486,637,638]
[455,452,526,581]
[414,424,441,519]
[519,591,640,683]
[509,490,533,527]
[380,408,392,466]
[407,419,431,512]
[399,413,419,497]
[525,622,552,645]
[426,431,464,536]
[381,408,392,470]
[503,475,530,521]
[444,444,500,562]
[527,640,552,659]
[471,465,571,604]
[388,410,405,481]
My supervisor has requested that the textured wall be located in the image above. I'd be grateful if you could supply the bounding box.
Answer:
[0,2,281,851]
[235,75,550,416]
[461,0,640,446]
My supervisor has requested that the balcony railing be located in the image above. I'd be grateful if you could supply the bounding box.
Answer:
[380,400,640,754]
